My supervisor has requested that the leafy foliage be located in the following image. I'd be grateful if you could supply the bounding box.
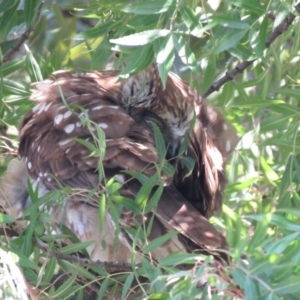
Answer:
[1,0,300,299]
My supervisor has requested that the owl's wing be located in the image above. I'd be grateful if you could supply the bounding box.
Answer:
[9,71,230,262]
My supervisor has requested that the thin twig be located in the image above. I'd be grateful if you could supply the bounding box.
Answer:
[1,3,43,65]
[204,2,300,98]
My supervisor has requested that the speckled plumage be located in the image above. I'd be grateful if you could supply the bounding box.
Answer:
[0,64,238,263]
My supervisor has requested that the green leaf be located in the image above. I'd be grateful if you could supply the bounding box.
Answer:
[122,273,134,299]
[202,54,216,93]
[247,214,271,251]
[0,213,15,224]
[148,293,170,300]
[225,177,258,193]
[92,39,112,70]
[173,33,197,71]
[24,0,38,26]
[177,135,189,156]
[0,0,20,40]
[111,195,141,215]
[179,156,195,179]
[60,241,95,255]
[143,231,178,253]
[145,183,164,213]
[0,57,26,77]
[141,257,155,278]
[136,173,159,207]
[244,277,259,299]
[260,156,279,184]
[229,43,254,60]
[119,0,174,15]
[180,5,203,37]
[63,260,97,281]
[4,248,39,270]
[276,208,300,218]
[154,35,174,88]
[24,44,43,82]
[233,0,265,15]
[162,163,175,177]
[51,271,78,298]
[2,78,28,96]
[218,81,234,106]
[245,214,300,232]
[42,257,57,284]
[214,29,248,53]
[75,20,117,40]
[0,0,19,12]
[249,17,268,59]
[120,44,154,77]
[267,232,300,254]
[99,193,106,235]
[273,276,300,295]
[71,138,96,152]
[123,171,149,185]
[98,277,109,300]
[110,29,170,46]
[212,15,250,29]
[151,122,166,163]
[159,253,199,267]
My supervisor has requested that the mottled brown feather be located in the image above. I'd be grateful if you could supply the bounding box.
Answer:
[1,66,238,262]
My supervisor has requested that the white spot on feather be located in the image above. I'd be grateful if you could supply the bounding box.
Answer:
[28,162,32,169]
[115,174,125,184]
[58,139,71,146]
[64,124,75,134]
[63,110,72,119]
[225,141,231,152]
[137,144,148,150]
[223,123,228,131]
[32,104,40,113]
[92,105,104,111]
[98,123,108,129]
[36,103,46,115]
[76,121,82,127]
[44,102,52,112]
[37,146,40,153]
[54,114,64,125]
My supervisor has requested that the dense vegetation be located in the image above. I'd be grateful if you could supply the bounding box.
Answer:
[1,0,300,299]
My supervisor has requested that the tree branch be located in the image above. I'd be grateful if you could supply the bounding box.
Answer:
[203,3,300,98]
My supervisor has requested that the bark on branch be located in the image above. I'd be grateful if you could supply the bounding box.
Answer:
[204,3,300,98]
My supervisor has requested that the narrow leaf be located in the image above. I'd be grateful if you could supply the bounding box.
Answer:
[119,0,174,15]
[110,30,170,46]
[144,231,178,253]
